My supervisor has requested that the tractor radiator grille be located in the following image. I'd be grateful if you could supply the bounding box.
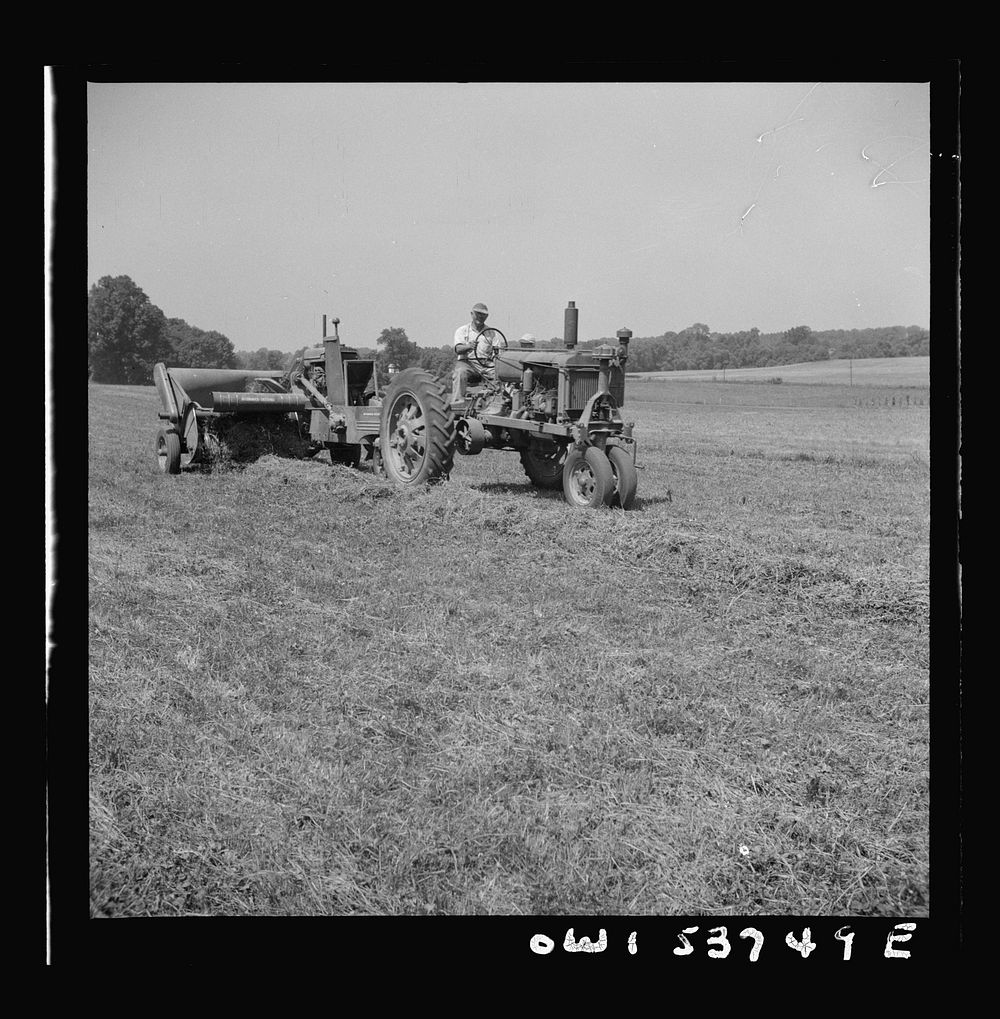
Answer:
[566,368,625,410]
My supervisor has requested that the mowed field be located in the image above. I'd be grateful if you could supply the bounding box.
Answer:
[632,355,930,388]
[89,366,930,917]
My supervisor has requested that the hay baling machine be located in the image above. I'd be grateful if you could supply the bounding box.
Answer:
[153,302,638,508]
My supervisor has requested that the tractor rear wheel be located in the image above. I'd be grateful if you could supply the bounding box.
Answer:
[519,440,567,489]
[562,445,614,508]
[380,368,455,485]
[156,429,182,475]
[607,446,638,509]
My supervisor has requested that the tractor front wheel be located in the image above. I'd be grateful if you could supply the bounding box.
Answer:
[607,446,638,509]
[562,445,614,508]
[380,368,456,486]
[156,429,182,475]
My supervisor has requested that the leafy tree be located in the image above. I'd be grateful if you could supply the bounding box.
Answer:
[235,348,290,371]
[418,345,456,381]
[88,275,171,384]
[375,327,421,378]
[165,317,237,369]
[905,329,930,355]
[783,325,814,347]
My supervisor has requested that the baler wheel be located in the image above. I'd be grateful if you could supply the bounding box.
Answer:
[607,446,638,510]
[519,441,567,489]
[562,446,614,508]
[156,429,182,475]
[380,368,455,485]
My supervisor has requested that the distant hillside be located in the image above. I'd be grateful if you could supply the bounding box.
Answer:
[628,356,929,388]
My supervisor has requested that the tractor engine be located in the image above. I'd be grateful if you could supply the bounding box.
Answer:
[494,348,627,424]
[520,368,559,419]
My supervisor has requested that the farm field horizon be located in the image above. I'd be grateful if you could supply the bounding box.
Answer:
[88,362,930,917]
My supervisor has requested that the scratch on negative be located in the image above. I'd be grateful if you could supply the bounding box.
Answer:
[756,82,822,144]
[861,142,930,188]
[738,203,757,234]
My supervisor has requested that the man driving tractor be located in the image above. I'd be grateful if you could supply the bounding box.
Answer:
[451,302,508,411]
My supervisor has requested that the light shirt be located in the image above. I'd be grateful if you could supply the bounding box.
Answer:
[454,322,496,362]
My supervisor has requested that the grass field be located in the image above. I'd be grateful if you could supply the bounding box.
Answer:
[632,355,930,389]
[88,363,930,917]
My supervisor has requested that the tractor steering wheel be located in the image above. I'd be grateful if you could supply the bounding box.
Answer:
[468,327,508,372]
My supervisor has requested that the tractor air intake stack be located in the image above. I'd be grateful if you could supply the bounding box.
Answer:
[616,327,632,363]
[321,315,340,340]
[564,301,578,349]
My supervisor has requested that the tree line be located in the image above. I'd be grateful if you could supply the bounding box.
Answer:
[87,276,455,384]
[90,275,236,383]
[587,322,930,374]
[371,322,931,379]
[88,275,316,383]
[88,276,930,385]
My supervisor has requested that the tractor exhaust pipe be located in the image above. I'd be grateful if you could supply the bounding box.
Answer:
[564,301,578,349]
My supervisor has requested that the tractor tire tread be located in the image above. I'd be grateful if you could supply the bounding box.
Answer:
[519,442,567,489]
[380,368,456,485]
[562,445,615,508]
[607,445,638,509]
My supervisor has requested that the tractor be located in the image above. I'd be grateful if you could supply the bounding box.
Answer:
[153,302,638,509]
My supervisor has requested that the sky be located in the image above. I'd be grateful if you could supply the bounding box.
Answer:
[85,80,931,354]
